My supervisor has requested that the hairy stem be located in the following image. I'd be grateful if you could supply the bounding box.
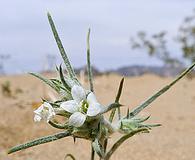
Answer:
[91,142,95,160]
[8,131,70,154]
[104,128,147,160]
[87,28,94,92]
[47,13,79,84]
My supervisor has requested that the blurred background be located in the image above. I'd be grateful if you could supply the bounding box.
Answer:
[1,1,195,160]
[0,0,195,75]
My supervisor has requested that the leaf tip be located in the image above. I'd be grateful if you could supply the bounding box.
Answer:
[7,150,11,154]
[88,28,91,34]
[47,12,51,18]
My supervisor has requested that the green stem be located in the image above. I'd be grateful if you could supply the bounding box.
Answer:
[8,131,70,154]
[105,78,124,157]
[87,29,95,160]
[91,142,95,160]
[48,120,69,129]
[103,139,108,155]
[104,128,147,160]
[87,28,94,92]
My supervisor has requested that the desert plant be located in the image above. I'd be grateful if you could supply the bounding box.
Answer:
[1,80,12,97]
[8,13,195,160]
[130,31,182,68]
[130,9,195,68]
[177,9,195,63]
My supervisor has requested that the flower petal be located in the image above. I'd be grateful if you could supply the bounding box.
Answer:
[33,102,55,122]
[60,100,78,113]
[87,103,103,117]
[34,114,42,122]
[34,105,44,115]
[46,102,55,112]
[69,112,86,127]
[87,92,98,104]
[71,85,86,103]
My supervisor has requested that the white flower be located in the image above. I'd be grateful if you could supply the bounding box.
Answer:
[60,85,103,127]
[34,102,56,122]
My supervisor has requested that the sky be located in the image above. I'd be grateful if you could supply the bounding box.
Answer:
[0,0,194,74]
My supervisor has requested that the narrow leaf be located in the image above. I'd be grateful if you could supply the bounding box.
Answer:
[91,141,95,160]
[133,115,151,123]
[92,139,105,158]
[59,65,71,91]
[141,123,161,128]
[47,13,78,83]
[109,78,124,122]
[105,77,124,158]
[87,28,94,92]
[99,102,122,115]
[8,131,70,154]
[29,72,59,92]
[126,108,130,119]
[128,62,195,118]
[115,77,125,103]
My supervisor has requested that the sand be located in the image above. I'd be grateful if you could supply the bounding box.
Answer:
[0,73,195,160]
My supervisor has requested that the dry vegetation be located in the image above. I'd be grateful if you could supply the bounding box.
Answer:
[0,73,195,160]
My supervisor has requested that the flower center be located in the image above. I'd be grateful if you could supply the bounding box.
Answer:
[42,108,48,114]
[80,100,89,114]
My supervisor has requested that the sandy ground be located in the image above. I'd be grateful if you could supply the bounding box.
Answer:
[0,73,195,160]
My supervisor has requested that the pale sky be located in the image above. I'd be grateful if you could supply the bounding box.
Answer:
[0,0,194,74]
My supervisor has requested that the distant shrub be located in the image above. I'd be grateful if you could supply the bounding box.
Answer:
[1,81,12,97]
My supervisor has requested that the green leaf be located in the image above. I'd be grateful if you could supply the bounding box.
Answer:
[132,115,151,123]
[140,123,161,129]
[87,28,94,92]
[8,131,70,154]
[50,79,62,88]
[91,142,95,160]
[99,102,122,115]
[48,120,69,129]
[47,13,79,84]
[29,72,60,92]
[115,77,125,103]
[92,138,105,158]
[128,62,195,118]
[126,108,130,119]
[106,77,124,158]
[49,78,72,99]
[59,65,71,91]
[109,78,124,122]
